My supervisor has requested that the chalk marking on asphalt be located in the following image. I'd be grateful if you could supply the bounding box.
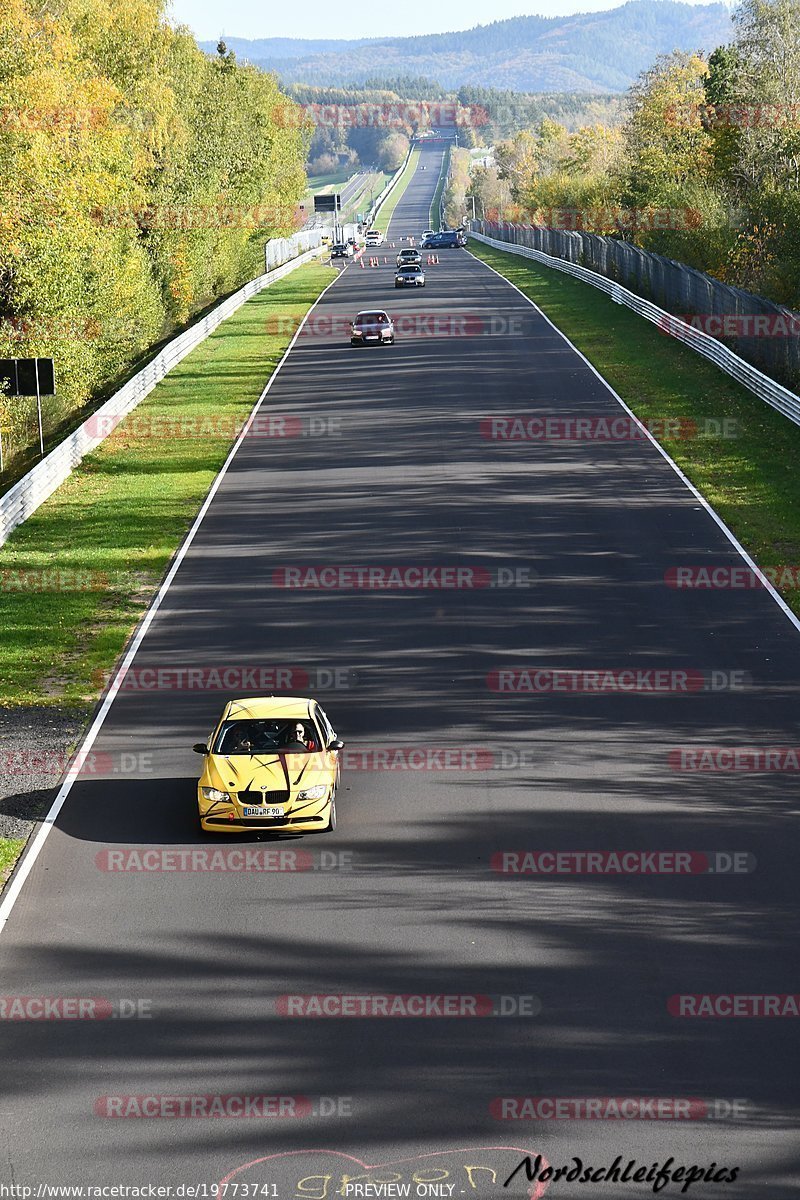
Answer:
[0,267,344,935]
[468,247,800,638]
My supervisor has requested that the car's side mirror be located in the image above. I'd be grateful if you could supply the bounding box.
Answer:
[192,743,208,755]
[328,738,345,751]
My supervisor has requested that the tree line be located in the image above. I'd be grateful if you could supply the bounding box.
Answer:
[467,0,800,309]
[0,0,309,472]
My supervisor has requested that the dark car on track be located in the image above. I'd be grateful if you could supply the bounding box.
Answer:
[422,230,467,249]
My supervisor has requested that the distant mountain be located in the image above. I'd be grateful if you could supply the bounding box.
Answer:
[202,2,733,93]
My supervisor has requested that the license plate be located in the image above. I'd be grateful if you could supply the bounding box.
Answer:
[366,334,379,340]
[242,806,285,818]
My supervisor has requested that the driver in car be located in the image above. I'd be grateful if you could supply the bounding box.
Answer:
[283,722,317,752]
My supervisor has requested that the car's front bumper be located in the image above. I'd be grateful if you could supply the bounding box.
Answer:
[199,790,334,834]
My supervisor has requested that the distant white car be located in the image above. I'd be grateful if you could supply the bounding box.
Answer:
[365,230,384,246]
[422,229,435,240]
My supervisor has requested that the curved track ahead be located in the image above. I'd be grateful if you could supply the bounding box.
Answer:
[2,140,799,1197]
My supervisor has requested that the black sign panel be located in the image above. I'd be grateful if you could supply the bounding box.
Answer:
[313,193,340,212]
[16,359,38,395]
[0,360,18,396]
[35,358,56,394]
[0,358,56,396]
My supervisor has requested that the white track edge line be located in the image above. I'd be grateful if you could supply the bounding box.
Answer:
[0,267,343,935]
[468,247,800,637]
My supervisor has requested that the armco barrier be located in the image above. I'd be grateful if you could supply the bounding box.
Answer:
[470,226,800,429]
[367,145,414,227]
[0,231,324,546]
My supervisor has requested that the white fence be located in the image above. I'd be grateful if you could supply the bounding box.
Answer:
[470,228,800,429]
[0,230,324,546]
[367,146,414,226]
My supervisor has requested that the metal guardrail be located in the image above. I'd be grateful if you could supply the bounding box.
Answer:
[0,230,324,546]
[368,146,414,227]
[470,226,800,429]
[439,147,452,230]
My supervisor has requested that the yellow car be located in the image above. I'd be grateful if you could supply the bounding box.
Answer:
[193,696,343,834]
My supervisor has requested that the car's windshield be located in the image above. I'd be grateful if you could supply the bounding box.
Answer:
[355,312,389,326]
[213,718,321,755]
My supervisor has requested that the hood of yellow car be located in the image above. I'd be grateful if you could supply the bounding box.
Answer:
[207,751,330,794]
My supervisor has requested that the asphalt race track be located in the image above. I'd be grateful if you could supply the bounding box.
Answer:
[2,139,799,1198]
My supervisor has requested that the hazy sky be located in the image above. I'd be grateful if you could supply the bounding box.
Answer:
[167,0,728,43]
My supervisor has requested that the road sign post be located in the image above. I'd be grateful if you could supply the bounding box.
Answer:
[0,357,56,464]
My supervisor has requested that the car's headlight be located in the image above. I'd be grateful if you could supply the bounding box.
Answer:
[297,784,328,801]
[201,787,231,802]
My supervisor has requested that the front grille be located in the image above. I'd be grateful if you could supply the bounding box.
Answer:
[238,789,290,804]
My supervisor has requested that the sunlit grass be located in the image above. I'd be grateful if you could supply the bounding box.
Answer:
[0,261,337,707]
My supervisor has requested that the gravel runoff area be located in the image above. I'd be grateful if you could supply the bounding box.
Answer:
[0,706,90,841]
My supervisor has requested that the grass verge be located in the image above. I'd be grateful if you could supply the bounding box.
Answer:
[0,837,25,885]
[429,143,450,229]
[343,171,391,220]
[304,167,355,194]
[0,259,337,708]
[373,148,421,235]
[469,240,800,616]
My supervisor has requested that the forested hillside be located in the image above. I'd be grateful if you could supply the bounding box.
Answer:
[466,0,800,309]
[202,2,732,92]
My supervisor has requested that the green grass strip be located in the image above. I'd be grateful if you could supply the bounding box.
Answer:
[304,167,355,195]
[0,260,337,708]
[429,143,450,229]
[372,148,421,235]
[470,240,800,616]
[0,838,25,885]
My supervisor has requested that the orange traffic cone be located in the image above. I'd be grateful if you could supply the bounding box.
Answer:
[384,256,387,264]
[359,258,365,268]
